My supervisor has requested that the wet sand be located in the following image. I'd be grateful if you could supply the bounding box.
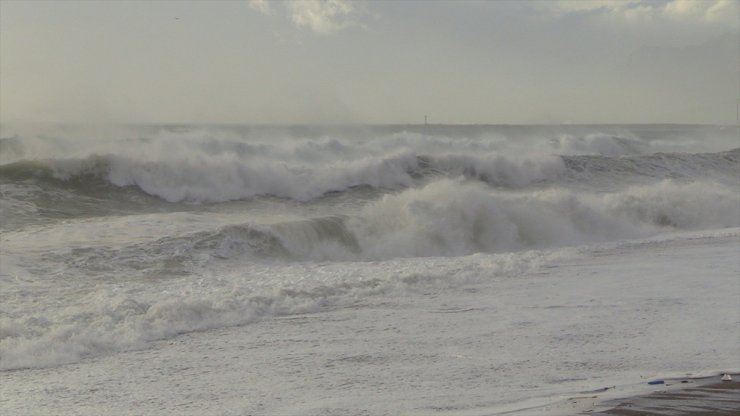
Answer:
[590,377,739,415]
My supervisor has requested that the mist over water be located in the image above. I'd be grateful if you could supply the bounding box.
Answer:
[1,124,738,374]
[3,0,739,412]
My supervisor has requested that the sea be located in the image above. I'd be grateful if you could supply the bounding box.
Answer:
[1,124,738,415]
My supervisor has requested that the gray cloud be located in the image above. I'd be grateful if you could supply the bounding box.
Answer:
[250,0,362,35]
[1,0,737,124]
[541,0,738,27]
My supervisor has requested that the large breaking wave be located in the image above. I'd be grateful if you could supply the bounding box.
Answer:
[1,146,737,204]
[12,178,734,267]
[2,125,739,371]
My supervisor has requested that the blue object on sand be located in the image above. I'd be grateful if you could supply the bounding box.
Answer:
[648,380,665,385]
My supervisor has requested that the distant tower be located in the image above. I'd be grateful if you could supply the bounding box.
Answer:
[425,115,428,126]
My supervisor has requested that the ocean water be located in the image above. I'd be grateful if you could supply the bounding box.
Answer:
[1,124,738,414]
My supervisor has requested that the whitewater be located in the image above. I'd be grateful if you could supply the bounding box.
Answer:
[1,124,738,415]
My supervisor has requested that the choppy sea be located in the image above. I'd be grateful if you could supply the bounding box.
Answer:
[1,124,738,414]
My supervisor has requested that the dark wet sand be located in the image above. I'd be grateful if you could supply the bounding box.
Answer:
[591,378,739,415]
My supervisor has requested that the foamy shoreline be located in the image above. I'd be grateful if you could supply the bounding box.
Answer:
[487,373,739,415]
[3,231,738,415]
[589,375,739,415]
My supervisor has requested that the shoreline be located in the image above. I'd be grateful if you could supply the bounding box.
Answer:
[502,374,739,415]
[3,231,738,415]
[586,375,739,416]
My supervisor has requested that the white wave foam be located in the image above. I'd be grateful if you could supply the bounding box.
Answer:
[27,146,738,205]
[155,179,738,262]
[105,151,420,202]
[14,151,566,202]
[87,179,740,263]
[345,179,739,260]
[3,227,737,371]
[3,126,738,203]
[0,248,570,370]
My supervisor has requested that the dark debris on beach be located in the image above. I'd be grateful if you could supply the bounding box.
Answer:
[591,378,740,416]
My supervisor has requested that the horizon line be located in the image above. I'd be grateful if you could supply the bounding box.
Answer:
[1,121,737,127]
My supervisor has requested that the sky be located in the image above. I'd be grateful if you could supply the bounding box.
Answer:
[0,0,738,125]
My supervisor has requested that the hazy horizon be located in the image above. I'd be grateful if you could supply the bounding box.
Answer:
[1,0,738,125]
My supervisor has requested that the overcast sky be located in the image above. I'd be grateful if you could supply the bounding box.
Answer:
[1,0,738,124]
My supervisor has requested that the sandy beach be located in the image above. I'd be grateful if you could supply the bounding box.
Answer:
[589,376,740,415]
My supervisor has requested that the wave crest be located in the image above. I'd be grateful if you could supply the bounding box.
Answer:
[57,179,736,264]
